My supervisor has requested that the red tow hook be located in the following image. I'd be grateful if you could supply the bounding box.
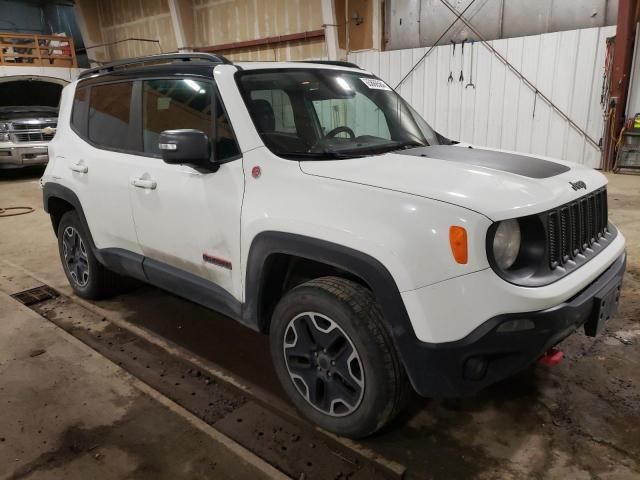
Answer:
[539,348,564,366]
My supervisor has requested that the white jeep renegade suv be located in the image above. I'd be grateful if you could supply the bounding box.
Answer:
[42,54,626,438]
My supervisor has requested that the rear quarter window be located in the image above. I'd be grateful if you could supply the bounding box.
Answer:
[70,86,89,137]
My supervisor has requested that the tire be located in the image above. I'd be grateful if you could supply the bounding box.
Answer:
[270,276,410,438]
[57,210,119,299]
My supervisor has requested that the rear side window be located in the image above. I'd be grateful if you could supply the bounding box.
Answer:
[88,82,134,151]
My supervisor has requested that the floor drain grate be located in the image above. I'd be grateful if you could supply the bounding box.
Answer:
[11,285,59,306]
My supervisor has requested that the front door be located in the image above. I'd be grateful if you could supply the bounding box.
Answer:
[128,77,244,299]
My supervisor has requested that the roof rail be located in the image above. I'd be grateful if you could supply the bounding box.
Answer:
[78,53,232,79]
[297,60,362,70]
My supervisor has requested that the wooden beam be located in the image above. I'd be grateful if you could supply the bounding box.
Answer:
[73,0,107,65]
[168,0,189,51]
[196,29,325,53]
[321,0,340,60]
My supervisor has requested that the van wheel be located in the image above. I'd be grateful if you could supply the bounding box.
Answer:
[270,276,409,438]
[57,210,118,299]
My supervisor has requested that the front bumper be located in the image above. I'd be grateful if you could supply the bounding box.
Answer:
[0,145,49,169]
[402,252,626,398]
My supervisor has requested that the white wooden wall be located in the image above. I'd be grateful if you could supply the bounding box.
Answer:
[349,26,615,167]
[0,66,82,83]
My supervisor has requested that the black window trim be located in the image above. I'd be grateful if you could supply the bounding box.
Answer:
[210,78,243,164]
[70,74,242,165]
[70,84,89,139]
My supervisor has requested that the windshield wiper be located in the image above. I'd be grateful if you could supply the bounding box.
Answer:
[278,151,363,160]
[277,141,424,160]
[339,141,425,156]
[383,141,426,151]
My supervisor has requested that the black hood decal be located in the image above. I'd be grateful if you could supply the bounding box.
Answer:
[400,145,570,179]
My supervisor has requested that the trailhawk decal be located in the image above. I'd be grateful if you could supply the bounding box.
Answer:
[400,145,571,179]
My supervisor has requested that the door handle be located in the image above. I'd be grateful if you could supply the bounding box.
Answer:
[132,177,157,190]
[69,163,88,173]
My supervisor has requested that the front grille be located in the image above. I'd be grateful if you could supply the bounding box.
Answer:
[547,188,608,269]
[12,123,35,131]
[13,132,55,142]
[8,120,56,143]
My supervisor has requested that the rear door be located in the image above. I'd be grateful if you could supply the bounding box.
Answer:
[127,77,244,299]
[62,80,142,254]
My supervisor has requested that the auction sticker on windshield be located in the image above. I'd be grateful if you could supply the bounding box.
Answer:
[360,78,391,91]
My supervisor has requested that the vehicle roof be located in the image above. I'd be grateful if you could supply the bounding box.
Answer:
[235,61,367,74]
[76,55,369,85]
[77,62,217,85]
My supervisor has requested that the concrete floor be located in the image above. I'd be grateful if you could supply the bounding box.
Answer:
[0,170,289,480]
[1,167,639,479]
[0,291,283,480]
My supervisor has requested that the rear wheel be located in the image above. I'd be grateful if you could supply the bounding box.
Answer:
[57,210,119,299]
[270,276,409,438]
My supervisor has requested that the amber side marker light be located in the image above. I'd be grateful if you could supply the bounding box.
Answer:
[449,226,468,264]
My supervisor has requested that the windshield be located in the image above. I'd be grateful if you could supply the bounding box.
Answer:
[237,69,440,159]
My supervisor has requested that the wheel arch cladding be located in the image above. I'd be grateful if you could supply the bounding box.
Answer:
[42,183,102,262]
[244,231,419,361]
[46,196,74,234]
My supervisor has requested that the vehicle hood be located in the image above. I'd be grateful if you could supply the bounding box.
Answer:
[298,144,607,221]
[0,80,62,111]
[0,106,58,120]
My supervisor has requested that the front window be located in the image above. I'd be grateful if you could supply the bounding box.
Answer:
[142,78,240,161]
[142,78,214,156]
[238,69,439,159]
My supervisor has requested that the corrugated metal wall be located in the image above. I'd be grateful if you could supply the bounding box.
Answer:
[385,0,617,50]
[350,26,615,167]
[626,28,640,117]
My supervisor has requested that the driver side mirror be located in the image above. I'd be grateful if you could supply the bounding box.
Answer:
[159,129,213,169]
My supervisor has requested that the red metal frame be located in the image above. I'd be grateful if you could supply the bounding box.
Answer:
[603,0,639,171]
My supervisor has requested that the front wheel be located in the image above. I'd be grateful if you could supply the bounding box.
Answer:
[270,276,409,438]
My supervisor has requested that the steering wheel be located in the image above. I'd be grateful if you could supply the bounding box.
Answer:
[325,126,356,139]
[308,125,357,153]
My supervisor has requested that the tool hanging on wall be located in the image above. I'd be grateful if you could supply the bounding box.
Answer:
[448,41,455,82]
[395,0,479,89]
[459,39,466,82]
[465,41,476,89]
[437,0,599,150]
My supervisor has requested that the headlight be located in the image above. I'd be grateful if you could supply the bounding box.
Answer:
[492,219,521,269]
[0,123,7,132]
